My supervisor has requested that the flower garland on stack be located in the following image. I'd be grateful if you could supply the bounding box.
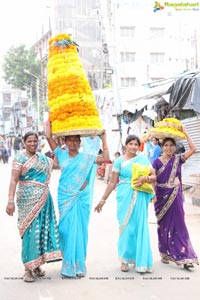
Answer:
[47,33,103,136]
[150,117,186,140]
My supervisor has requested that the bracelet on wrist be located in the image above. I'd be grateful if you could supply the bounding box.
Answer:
[8,200,15,205]
[100,199,106,205]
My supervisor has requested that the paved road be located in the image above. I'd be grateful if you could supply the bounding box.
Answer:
[0,162,200,300]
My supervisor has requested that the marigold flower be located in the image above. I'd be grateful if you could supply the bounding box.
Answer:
[47,33,103,136]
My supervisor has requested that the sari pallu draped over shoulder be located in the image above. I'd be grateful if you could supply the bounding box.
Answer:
[13,152,62,270]
[153,154,199,265]
[54,147,96,277]
[113,154,154,273]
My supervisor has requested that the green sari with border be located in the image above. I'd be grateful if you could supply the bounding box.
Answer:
[13,152,62,270]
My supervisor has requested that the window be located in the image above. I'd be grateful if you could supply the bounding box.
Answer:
[150,53,165,64]
[120,26,135,38]
[121,77,136,87]
[2,93,11,105]
[121,52,135,62]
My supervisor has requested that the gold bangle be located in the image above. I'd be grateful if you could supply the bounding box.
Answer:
[100,199,106,205]
[8,200,15,205]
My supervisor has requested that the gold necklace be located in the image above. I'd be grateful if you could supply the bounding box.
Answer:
[24,150,34,157]
[125,154,136,160]
[162,155,171,164]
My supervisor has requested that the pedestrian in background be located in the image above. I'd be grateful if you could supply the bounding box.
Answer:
[0,135,9,163]
[45,120,110,278]
[6,131,62,282]
[148,137,162,163]
[114,151,120,159]
[152,129,199,269]
[121,145,126,155]
[95,134,156,274]
[13,134,23,155]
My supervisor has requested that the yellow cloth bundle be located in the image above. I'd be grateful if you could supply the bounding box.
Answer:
[131,163,154,194]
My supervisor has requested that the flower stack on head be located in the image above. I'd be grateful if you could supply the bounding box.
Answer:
[47,33,103,136]
[149,117,186,141]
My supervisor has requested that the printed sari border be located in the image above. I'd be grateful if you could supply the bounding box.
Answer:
[156,186,179,222]
[160,253,199,266]
[156,155,180,222]
[24,251,63,270]
[119,191,137,236]
[19,187,49,237]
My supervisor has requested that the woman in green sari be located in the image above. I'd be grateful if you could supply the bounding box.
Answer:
[6,132,62,282]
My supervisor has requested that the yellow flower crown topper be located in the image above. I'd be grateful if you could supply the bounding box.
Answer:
[162,117,182,125]
[151,127,185,137]
[49,33,79,49]
[155,117,183,130]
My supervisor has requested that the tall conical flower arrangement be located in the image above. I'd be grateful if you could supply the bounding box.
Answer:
[47,33,103,136]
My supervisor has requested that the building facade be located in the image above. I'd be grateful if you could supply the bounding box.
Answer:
[1,0,200,137]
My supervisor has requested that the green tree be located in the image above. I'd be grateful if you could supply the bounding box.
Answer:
[2,45,40,90]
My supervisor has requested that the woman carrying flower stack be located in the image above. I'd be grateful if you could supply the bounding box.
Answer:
[152,127,199,269]
[45,120,110,278]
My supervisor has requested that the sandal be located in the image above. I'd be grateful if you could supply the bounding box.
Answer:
[161,257,169,264]
[23,270,35,283]
[121,263,129,272]
[76,274,86,278]
[184,263,194,269]
[33,267,45,277]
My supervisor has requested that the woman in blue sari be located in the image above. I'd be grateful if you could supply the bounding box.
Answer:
[6,132,62,282]
[95,135,156,273]
[46,122,110,278]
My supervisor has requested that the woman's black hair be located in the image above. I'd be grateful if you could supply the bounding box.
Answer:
[23,131,38,142]
[125,135,141,147]
[162,137,176,147]
[115,151,121,156]
[64,135,81,142]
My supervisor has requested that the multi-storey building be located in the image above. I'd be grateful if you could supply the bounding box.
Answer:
[1,0,200,139]
[52,0,109,89]
[0,84,33,135]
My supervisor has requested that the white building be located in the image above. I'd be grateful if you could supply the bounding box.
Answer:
[92,0,200,154]
[1,0,200,144]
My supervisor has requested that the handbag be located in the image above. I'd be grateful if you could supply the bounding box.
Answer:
[131,163,154,194]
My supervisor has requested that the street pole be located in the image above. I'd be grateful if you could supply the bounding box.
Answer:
[24,69,40,131]
[36,78,40,131]
[98,0,123,154]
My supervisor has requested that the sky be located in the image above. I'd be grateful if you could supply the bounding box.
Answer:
[0,0,53,55]
[0,0,200,56]
[0,0,199,52]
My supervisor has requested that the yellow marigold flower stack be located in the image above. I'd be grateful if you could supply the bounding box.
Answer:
[150,117,186,140]
[47,33,103,136]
